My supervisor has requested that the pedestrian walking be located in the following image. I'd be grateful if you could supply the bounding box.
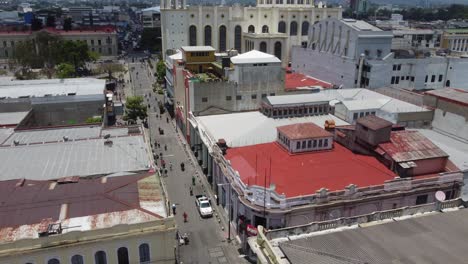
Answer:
[183,212,188,223]
[172,204,176,215]
[164,145,167,151]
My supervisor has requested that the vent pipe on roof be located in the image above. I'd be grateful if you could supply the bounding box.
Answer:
[63,136,69,142]
[13,140,19,146]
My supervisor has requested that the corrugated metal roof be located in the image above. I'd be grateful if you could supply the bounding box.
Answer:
[0,78,105,99]
[377,130,448,162]
[0,173,167,243]
[196,112,349,148]
[278,209,468,264]
[0,135,150,181]
[277,123,332,140]
[2,126,102,145]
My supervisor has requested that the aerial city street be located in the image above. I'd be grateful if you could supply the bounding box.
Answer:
[0,0,467,263]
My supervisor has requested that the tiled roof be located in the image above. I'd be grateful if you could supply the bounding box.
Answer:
[277,123,332,140]
[424,88,468,107]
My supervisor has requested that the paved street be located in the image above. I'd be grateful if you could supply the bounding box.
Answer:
[126,54,248,264]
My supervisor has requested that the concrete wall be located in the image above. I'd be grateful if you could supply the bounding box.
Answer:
[432,109,468,141]
[292,46,357,87]
[22,97,104,128]
[190,64,284,116]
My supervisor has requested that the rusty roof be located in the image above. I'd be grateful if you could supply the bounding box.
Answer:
[357,115,393,130]
[0,172,167,243]
[277,123,332,140]
[424,88,468,107]
[377,130,449,162]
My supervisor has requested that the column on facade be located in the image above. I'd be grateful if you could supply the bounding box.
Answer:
[202,143,208,171]
[198,6,203,46]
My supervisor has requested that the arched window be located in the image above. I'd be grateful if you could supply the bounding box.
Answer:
[290,21,298,36]
[274,42,282,60]
[95,251,107,264]
[204,25,212,46]
[262,25,269,33]
[71,255,84,264]
[278,21,286,33]
[248,25,255,33]
[48,259,60,264]
[189,25,197,46]
[260,42,267,52]
[234,25,242,51]
[219,25,226,51]
[117,247,130,264]
[139,243,151,263]
[302,21,309,36]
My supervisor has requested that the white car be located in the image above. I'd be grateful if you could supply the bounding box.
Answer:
[195,195,213,218]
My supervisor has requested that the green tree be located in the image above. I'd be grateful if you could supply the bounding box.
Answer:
[85,116,102,123]
[56,63,76,78]
[98,63,125,80]
[88,51,100,61]
[156,59,166,82]
[124,96,147,122]
[63,17,72,31]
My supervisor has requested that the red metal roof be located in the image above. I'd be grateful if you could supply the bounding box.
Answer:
[225,143,396,198]
[377,130,448,162]
[285,72,333,90]
[0,173,157,229]
[277,123,332,140]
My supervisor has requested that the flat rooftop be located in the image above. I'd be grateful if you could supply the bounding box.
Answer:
[0,173,167,244]
[195,112,349,148]
[0,78,105,99]
[277,209,468,264]
[0,126,150,181]
[181,46,215,52]
[265,88,429,114]
[225,142,396,197]
[0,111,29,126]
[414,129,468,172]
[285,72,332,90]
[425,88,468,107]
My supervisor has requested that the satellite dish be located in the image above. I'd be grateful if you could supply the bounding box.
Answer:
[435,191,446,202]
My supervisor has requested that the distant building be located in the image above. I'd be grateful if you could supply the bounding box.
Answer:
[142,6,161,29]
[160,0,343,64]
[292,18,468,90]
[350,0,368,14]
[441,29,468,54]
[166,46,285,138]
[0,172,176,264]
[0,26,118,60]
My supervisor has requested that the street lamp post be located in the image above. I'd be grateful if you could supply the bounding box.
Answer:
[218,182,232,242]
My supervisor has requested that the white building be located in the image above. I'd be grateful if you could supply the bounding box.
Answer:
[160,0,342,65]
[292,18,468,90]
[142,6,161,29]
